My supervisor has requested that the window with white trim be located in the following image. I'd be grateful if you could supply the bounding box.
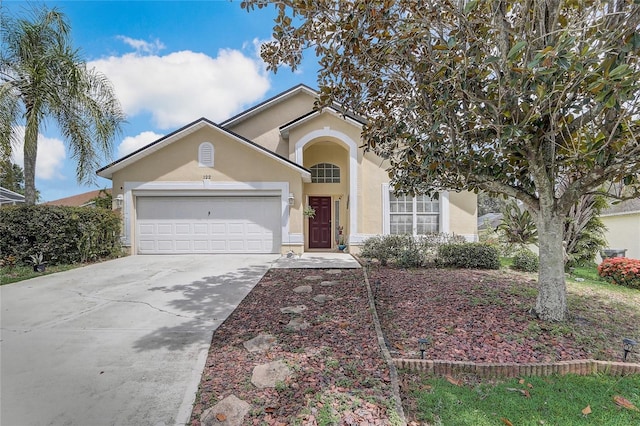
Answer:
[198,142,214,167]
[310,163,340,183]
[389,192,439,235]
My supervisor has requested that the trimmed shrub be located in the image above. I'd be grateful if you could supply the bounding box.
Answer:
[360,233,468,267]
[0,205,122,266]
[597,257,640,289]
[437,242,500,269]
[512,249,539,272]
[360,234,407,266]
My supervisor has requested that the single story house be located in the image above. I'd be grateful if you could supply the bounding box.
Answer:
[0,186,25,207]
[599,198,640,260]
[97,85,477,255]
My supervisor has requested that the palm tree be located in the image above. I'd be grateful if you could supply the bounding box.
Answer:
[0,6,125,204]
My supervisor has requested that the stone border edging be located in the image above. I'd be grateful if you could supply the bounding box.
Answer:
[393,358,640,378]
[361,266,407,425]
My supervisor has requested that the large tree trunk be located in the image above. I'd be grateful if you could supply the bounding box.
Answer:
[534,211,567,321]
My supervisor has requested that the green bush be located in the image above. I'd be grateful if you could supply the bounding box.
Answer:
[437,242,500,269]
[360,233,467,267]
[395,237,423,268]
[360,234,408,266]
[0,205,122,266]
[511,249,539,272]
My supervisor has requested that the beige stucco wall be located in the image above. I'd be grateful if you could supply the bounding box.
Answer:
[449,191,478,238]
[600,213,640,260]
[225,91,316,156]
[284,110,478,245]
[110,125,305,253]
[286,112,389,243]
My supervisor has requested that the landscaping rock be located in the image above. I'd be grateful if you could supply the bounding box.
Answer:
[286,317,311,331]
[320,280,339,287]
[243,333,277,353]
[304,275,324,281]
[200,394,251,426]
[293,285,313,294]
[326,269,343,275]
[251,360,292,388]
[280,305,307,314]
[313,294,334,304]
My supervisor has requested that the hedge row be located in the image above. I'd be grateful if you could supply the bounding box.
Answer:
[0,205,122,266]
[437,242,501,269]
[360,234,500,269]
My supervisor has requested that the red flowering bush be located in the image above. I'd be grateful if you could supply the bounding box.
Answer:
[597,257,640,289]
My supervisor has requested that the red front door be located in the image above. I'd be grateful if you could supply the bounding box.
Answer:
[308,196,332,249]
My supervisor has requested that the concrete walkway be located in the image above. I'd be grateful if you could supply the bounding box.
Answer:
[0,254,278,426]
[272,252,361,269]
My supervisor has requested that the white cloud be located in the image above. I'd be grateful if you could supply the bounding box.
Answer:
[89,48,271,129]
[117,131,163,158]
[11,127,66,180]
[116,36,165,55]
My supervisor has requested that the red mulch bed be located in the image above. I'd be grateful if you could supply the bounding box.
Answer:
[189,268,393,426]
[371,267,635,363]
[191,266,638,425]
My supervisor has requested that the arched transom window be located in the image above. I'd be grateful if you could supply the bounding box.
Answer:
[310,163,340,183]
[198,142,214,167]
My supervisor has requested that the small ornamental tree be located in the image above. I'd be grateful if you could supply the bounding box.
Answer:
[243,0,640,321]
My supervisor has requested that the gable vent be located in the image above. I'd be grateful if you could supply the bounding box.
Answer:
[199,142,214,167]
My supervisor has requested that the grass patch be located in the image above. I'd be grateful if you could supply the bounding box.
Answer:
[403,373,640,425]
[1,263,84,285]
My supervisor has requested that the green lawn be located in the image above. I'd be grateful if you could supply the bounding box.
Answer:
[1,264,82,285]
[404,373,640,425]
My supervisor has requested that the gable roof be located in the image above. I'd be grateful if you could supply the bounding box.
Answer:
[220,84,318,128]
[97,117,311,181]
[279,106,365,138]
[44,189,110,207]
[0,186,25,205]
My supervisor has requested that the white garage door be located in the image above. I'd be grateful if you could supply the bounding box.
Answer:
[136,196,281,254]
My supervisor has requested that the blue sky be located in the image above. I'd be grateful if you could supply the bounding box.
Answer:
[2,0,320,202]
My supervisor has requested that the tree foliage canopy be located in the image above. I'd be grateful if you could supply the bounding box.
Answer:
[245,0,640,211]
[244,0,640,321]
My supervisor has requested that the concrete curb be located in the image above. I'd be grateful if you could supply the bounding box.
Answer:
[361,267,407,425]
[394,358,640,377]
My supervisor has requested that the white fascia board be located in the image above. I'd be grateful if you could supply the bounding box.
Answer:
[280,108,363,137]
[221,85,318,127]
[98,120,311,182]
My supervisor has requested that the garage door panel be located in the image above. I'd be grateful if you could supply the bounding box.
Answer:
[136,196,281,254]
[193,224,208,234]
[174,224,190,234]
[157,224,173,235]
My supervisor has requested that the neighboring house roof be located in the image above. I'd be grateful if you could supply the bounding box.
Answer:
[96,117,312,181]
[601,198,640,216]
[45,189,110,207]
[477,212,503,230]
[0,186,25,205]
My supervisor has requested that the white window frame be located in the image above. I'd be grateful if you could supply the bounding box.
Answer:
[310,163,340,183]
[382,183,449,235]
[198,142,214,167]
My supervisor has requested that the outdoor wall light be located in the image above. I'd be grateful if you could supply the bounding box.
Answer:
[288,192,295,206]
[418,338,430,360]
[115,194,124,209]
[623,338,637,361]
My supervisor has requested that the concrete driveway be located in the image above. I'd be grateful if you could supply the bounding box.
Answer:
[0,254,279,426]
